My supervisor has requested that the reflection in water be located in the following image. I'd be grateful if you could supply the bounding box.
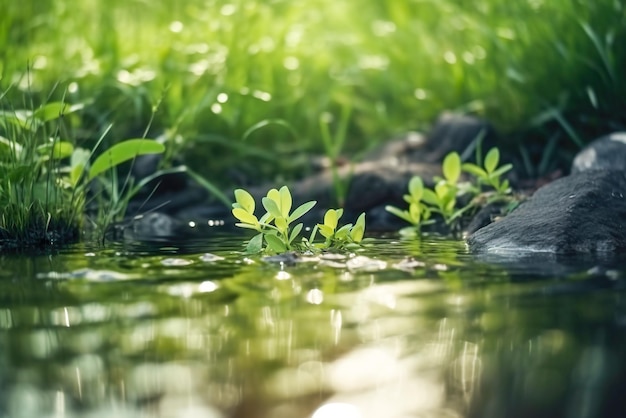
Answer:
[312,402,361,418]
[0,236,625,417]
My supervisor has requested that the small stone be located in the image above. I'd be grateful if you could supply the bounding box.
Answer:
[346,256,388,272]
[199,253,225,262]
[262,252,299,266]
[160,258,193,267]
[392,257,426,273]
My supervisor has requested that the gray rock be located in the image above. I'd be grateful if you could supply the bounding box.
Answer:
[467,170,626,254]
[126,212,182,239]
[420,111,497,162]
[106,212,226,242]
[572,132,626,173]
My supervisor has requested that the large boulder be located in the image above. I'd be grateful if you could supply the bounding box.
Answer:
[467,170,626,254]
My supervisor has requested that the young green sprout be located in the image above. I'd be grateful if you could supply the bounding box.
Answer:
[309,208,366,250]
[386,147,514,233]
[462,147,512,195]
[232,185,366,254]
[385,176,432,229]
[422,151,462,224]
[232,186,316,253]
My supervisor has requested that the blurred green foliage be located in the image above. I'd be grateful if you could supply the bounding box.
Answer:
[1,0,625,184]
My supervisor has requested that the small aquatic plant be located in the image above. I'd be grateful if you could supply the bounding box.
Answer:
[462,147,512,196]
[306,208,366,251]
[423,151,463,224]
[232,186,316,253]
[232,185,366,254]
[384,176,433,231]
[386,147,514,234]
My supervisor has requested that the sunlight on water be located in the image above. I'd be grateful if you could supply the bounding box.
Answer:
[312,403,362,418]
[0,236,625,417]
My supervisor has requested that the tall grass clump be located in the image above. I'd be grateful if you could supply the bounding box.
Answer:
[0,90,85,251]
[1,0,625,187]
[0,86,170,251]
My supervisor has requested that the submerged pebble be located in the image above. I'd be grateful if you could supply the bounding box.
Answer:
[262,252,300,266]
[262,252,319,266]
[200,253,225,263]
[346,256,387,272]
[392,257,426,273]
[160,258,194,267]
[37,268,133,281]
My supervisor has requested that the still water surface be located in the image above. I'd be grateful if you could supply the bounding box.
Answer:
[1,234,625,418]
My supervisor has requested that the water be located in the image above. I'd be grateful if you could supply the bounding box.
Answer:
[1,234,625,418]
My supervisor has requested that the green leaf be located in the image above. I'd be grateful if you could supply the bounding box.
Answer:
[335,224,352,240]
[262,196,283,219]
[259,212,274,224]
[435,182,455,201]
[275,216,288,233]
[278,185,292,217]
[318,224,335,239]
[32,102,84,122]
[350,213,366,242]
[267,188,280,205]
[232,208,259,226]
[444,197,456,213]
[462,162,487,179]
[409,203,421,224]
[442,152,461,184]
[70,164,84,188]
[265,234,287,253]
[350,225,364,243]
[33,102,70,122]
[408,176,424,201]
[498,179,511,193]
[37,141,74,159]
[307,224,320,244]
[484,148,500,174]
[422,206,432,222]
[354,212,366,229]
[234,189,255,213]
[289,223,303,244]
[385,206,413,224]
[421,188,440,206]
[323,208,340,230]
[491,163,513,179]
[246,233,264,254]
[88,139,164,180]
[289,200,316,223]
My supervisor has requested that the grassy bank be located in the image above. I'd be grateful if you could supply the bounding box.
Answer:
[0,0,625,247]
[3,1,625,179]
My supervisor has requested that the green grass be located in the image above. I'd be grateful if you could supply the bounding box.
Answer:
[0,93,84,250]
[0,0,625,246]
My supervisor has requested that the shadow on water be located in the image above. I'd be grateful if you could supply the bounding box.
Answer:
[0,233,625,417]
